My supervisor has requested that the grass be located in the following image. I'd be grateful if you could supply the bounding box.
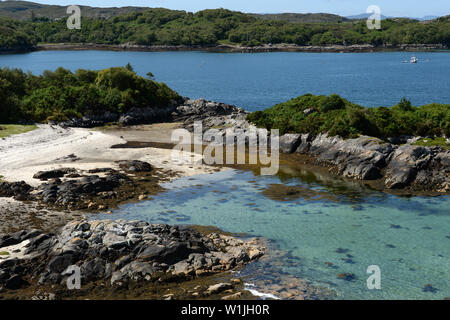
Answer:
[413,137,450,149]
[0,124,37,138]
[0,251,10,255]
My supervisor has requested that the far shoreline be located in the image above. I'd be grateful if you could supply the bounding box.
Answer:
[1,42,449,54]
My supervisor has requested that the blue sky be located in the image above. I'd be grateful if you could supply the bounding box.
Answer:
[27,1,449,17]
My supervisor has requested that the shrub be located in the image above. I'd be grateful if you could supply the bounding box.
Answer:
[0,66,182,123]
[247,94,450,140]
[319,94,346,113]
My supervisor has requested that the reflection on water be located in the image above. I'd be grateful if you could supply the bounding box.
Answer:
[96,168,450,300]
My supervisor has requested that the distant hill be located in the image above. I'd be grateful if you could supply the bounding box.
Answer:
[347,13,442,21]
[346,13,390,20]
[0,2,352,23]
[250,13,349,23]
[0,0,149,20]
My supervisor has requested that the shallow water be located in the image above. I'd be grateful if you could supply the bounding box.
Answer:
[1,50,450,109]
[96,169,450,300]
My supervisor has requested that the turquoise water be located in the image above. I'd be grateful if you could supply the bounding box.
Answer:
[96,169,450,300]
[1,50,449,109]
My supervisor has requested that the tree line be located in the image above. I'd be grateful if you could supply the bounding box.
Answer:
[1,8,450,50]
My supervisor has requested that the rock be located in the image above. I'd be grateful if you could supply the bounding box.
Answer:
[206,283,233,295]
[118,160,152,173]
[87,202,97,210]
[0,219,265,291]
[279,134,302,154]
[172,99,247,123]
[248,248,264,260]
[303,108,316,116]
[0,181,32,200]
[221,292,242,300]
[138,194,147,201]
[188,253,206,270]
[60,112,119,128]
[48,254,75,274]
[5,274,28,290]
[110,271,127,286]
[118,106,177,126]
[114,255,132,269]
[81,258,107,281]
[32,171,130,209]
[120,261,158,281]
[307,134,394,180]
[33,168,75,181]
[173,261,192,275]
[385,145,430,189]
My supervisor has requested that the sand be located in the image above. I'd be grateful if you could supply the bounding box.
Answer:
[0,124,226,187]
[0,124,228,234]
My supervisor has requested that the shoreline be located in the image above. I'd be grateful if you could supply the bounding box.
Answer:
[2,43,448,54]
[0,124,329,300]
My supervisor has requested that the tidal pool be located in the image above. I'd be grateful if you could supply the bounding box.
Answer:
[96,169,450,300]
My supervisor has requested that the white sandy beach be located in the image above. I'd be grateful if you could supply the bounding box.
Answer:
[0,124,225,187]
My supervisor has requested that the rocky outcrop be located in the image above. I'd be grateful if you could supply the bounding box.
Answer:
[172,100,448,192]
[385,145,449,190]
[306,134,394,181]
[0,181,32,200]
[33,168,77,181]
[118,104,177,126]
[172,98,249,131]
[59,102,179,128]
[0,220,265,290]
[0,160,165,211]
[35,173,129,207]
[279,134,302,154]
[57,98,246,129]
[58,112,119,128]
[276,132,449,192]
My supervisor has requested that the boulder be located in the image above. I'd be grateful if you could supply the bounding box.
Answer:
[33,168,75,181]
[118,160,152,173]
[206,283,233,295]
[385,145,431,188]
[279,134,302,154]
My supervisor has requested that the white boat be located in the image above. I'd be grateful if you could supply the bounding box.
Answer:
[410,56,418,63]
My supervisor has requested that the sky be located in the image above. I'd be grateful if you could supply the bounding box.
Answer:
[16,0,450,17]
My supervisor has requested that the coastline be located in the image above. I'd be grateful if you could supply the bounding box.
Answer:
[2,42,448,54]
[0,124,332,300]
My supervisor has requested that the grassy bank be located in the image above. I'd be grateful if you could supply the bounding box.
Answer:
[246,94,450,140]
[0,124,37,138]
